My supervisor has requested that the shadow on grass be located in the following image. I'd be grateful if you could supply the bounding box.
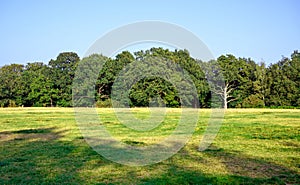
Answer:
[140,166,288,185]
[12,128,52,134]
[0,128,106,184]
[0,128,299,184]
[137,144,299,185]
[201,146,299,185]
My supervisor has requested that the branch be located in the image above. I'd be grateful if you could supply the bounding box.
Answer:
[227,87,236,94]
[214,91,224,95]
[97,84,106,94]
[227,95,233,98]
[227,83,236,90]
[100,94,109,99]
[219,86,224,92]
[227,97,239,103]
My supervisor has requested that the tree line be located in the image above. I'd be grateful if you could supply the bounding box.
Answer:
[0,48,299,108]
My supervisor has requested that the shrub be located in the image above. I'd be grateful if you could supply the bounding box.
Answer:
[241,94,265,108]
[96,99,112,108]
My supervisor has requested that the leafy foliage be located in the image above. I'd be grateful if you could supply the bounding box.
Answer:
[0,49,299,108]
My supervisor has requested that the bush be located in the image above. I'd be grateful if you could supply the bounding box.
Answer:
[96,99,112,108]
[8,100,16,107]
[241,94,265,108]
[269,106,300,109]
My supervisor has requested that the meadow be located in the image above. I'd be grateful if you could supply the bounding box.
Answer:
[0,108,299,184]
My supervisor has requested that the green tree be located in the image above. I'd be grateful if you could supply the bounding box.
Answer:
[21,62,58,107]
[127,48,208,108]
[95,51,134,105]
[73,54,109,107]
[48,52,80,106]
[202,55,248,109]
[0,64,24,107]
[239,60,266,108]
[265,51,300,107]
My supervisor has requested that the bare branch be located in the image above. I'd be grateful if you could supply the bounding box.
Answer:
[227,95,233,98]
[227,87,236,94]
[227,97,239,103]
[214,92,224,95]
[227,83,236,90]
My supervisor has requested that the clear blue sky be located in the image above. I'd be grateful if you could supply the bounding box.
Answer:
[0,0,299,66]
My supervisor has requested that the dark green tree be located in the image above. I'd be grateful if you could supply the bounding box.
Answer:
[0,64,24,107]
[265,50,300,107]
[240,60,266,108]
[95,51,134,105]
[48,52,80,106]
[202,55,249,109]
[21,62,58,107]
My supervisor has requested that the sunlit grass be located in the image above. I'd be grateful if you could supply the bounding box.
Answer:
[0,108,299,184]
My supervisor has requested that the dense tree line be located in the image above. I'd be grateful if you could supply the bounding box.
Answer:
[0,48,299,108]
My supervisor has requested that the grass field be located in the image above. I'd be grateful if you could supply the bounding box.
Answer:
[0,108,299,184]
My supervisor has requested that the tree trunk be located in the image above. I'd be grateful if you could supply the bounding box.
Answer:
[224,84,228,109]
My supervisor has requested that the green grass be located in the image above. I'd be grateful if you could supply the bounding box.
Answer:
[0,108,299,184]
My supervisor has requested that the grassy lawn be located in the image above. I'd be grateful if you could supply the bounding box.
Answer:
[0,108,299,184]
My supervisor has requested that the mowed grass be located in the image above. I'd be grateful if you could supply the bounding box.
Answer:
[0,108,299,184]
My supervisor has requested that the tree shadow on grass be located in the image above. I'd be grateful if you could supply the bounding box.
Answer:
[0,127,108,184]
[80,139,300,184]
[139,166,288,185]
[0,129,299,184]
[137,146,299,185]
[208,149,300,184]
[182,145,299,184]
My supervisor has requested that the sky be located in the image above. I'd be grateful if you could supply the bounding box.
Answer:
[0,0,299,66]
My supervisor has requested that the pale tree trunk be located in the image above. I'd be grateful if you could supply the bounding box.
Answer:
[215,83,237,109]
[224,83,239,109]
[50,97,53,107]
[224,84,228,109]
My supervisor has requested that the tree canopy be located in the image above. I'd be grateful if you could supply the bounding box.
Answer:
[0,48,299,108]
